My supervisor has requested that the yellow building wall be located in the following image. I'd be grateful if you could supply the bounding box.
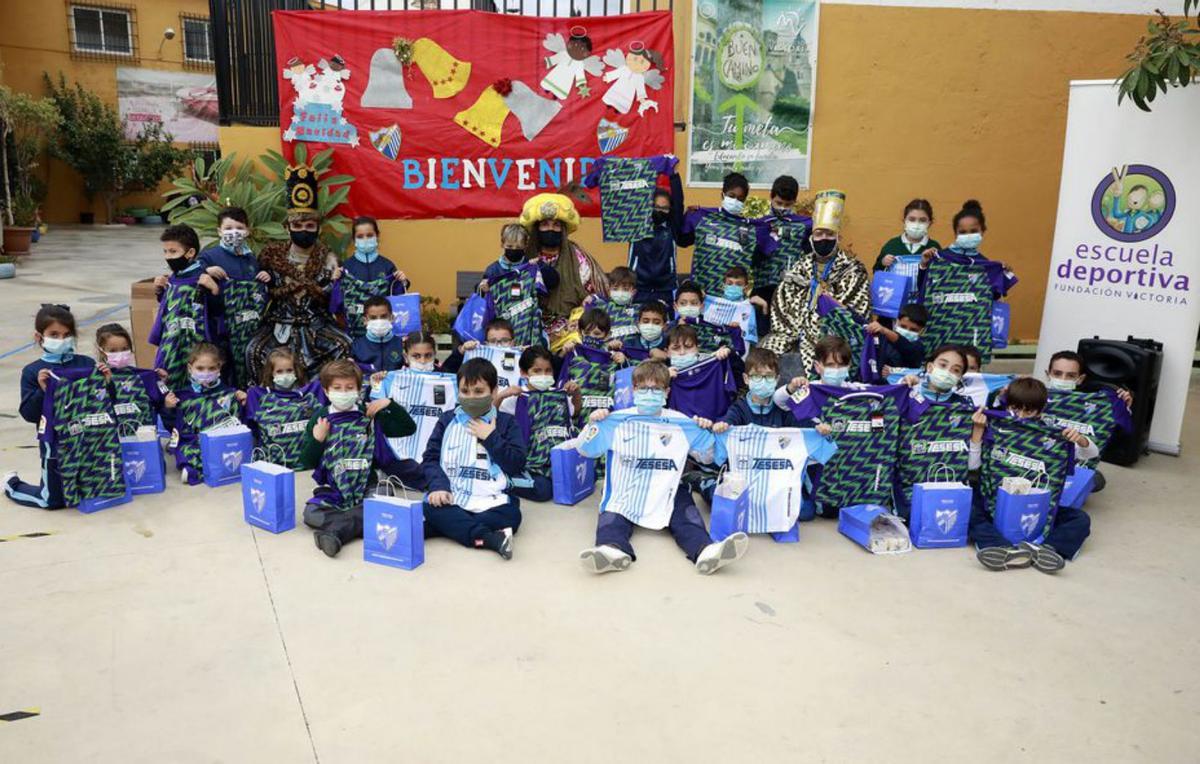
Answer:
[0,0,211,223]
[179,4,1158,341]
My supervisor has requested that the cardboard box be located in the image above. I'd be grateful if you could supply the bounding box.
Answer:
[130,278,159,369]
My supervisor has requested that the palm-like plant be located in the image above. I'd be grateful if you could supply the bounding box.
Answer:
[162,143,354,253]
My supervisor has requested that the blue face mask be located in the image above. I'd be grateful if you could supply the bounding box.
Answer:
[954,232,983,251]
[721,196,745,216]
[354,237,379,262]
[748,376,776,400]
[820,366,850,386]
[41,336,75,362]
[722,285,745,302]
[670,353,698,369]
[633,388,666,415]
[896,327,921,343]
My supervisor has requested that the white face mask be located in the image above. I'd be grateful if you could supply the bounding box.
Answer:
[721,196,745,216]
[677,304,701,319]
[366,319,393,338]
[527,374,555,391]
[273,372,297,389]
[904,221,929,240]
[327,390,359,411]
[1047,377,1077,392]
[220,229,248,250]
[408,359,435,372]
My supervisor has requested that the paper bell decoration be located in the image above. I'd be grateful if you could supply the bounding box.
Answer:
[361,48,413,110]
[455,86,511,148]
[502,81,561,142]
[412,37,471,99]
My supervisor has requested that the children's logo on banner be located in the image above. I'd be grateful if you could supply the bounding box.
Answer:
[1090,164,1175,243]
[273,10,675,218]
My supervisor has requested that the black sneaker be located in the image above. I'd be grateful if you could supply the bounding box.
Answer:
[977,544,1033,571]
[1091,470,1107,493]
[1020,541,1066,574]
[476,528,514,560]
[314,531,342,558]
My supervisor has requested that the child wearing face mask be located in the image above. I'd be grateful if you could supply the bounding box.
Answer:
[245,348,325,469]
[672,282,745,369]
[559,309,626,426]
[331,216,408,341]
[752,175,812,335]
[443,319,517,375]
[94,323,165,436]
[162,343,248,485]
[775,335,856,428]
[496,346,581,502]
[150,224,222,391]
[195,208,270,387]
[679,172,776,298]
[422,358,527,560]
[299,360,416,558]
[629,179,684,308]
[622,301,670,362]
[874,199,941,273]
[866,303,928,375]
[4,305,97,509]
[584,266,640,343]
[706,348,795,431]
[917,200,1018,365]
[352,296,407,383]
[576,360,749,575]
[967,377,1097,574]
[479,223,558,294]
[664,324,736,420]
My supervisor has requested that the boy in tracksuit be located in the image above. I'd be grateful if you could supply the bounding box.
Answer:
[352,296,407,383]
[198,207,269,387]
[422,358,527,560]
[865,303,929,377]
[300,359,416,558]
[629,172,685,309]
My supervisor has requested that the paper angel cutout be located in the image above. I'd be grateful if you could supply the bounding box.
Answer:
[601,46,665,116]
[541,29,604,101]
[311,55,351,112]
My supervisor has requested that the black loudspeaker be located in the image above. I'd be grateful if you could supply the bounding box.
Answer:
[1076,336,1163,467]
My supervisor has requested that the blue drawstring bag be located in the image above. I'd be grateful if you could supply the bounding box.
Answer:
[363,480,424,570]
[453,293,489,343]
[991,302,1011,350]
[121,432,166,495]
[200,424,254,487]
[388,293,423,337]
[611,367,635,410]
[1058,467,1096,510]
[240,447,295,533]
[551,443,595,505]
[870,271,910,318]
[908,468,972,548]
[994,485,1053,544]
[708,474,749,542]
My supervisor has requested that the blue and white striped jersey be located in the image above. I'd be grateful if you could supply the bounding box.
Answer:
[439,412,509,512]
[722,425,837,533]
[464,345,524,390]
[577,409,724,529]
[374,369,458,461]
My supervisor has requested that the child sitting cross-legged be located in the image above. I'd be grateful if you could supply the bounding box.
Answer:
[422,358,528,560]
[576,360,749,575]
[299,359,416,558]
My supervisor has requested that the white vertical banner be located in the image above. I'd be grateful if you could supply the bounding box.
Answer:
[1036,80,1200,454]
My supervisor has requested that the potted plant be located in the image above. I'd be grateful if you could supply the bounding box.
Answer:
[44,74,191,224]
[0,84,60,233]
[1,193,38,255]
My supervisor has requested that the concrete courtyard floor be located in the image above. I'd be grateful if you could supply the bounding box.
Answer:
[1,227,1198,762]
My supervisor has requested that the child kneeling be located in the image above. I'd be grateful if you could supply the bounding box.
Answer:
[300,360,416,558]
[421,358,527,560]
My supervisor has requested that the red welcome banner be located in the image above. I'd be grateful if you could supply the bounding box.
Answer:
[272,9,675,219]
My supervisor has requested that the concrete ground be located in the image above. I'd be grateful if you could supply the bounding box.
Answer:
[1,227,1198,763]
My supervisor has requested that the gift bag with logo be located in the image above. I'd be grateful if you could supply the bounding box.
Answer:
[120,424,166,495]
[838,504,912,554]
[240,446,296,533]
[709,473,749,542]
[453,292,489,343]
[991,301,1011,350]
[200,424,254,487]
[908,466,972,548]
[551,442,596,505]
[1058,466,1095,510]
[611,367,635,411]
[890,254,923,291]
[388,292,423,337]
[993,477,1053,544]
[363,479,424,570]
[870,271,910,319]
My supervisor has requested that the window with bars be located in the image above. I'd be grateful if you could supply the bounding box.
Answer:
[182,15,214,65]
[69,4,135,57]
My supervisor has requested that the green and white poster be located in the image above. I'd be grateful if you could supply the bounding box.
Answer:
[687,0,819,188]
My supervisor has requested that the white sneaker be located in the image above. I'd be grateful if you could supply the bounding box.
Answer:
[579,545,632,574]
[180,467,193,484]
[696,532,749,575]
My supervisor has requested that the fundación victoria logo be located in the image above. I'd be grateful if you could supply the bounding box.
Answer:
[1052,163,1188,305]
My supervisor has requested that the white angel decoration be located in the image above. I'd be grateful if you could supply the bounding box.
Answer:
[541,27,605,100]
[601,44,665,117]
[312,54,350,112]
[283,56,318,108]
